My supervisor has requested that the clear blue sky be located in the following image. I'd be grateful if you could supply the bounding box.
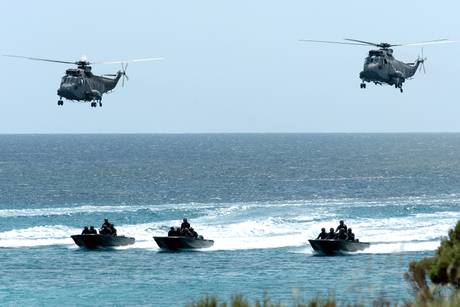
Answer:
[1,0,459,133]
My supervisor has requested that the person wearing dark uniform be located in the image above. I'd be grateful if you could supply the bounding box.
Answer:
[168,227,176,236]
[102,219,112,229]
[347,228,355,241]
[335,220,348,232]
[316,228,328,240]
[110,223,117,236]
[326,228,336,239]
[189,227,198,238]
[81,226,91,235]
[181,218,190,230]
[336,228,348,240]
[89,226,97,234]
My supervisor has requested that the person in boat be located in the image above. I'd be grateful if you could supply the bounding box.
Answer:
[99,225,112,235]
[168,227,180,236]
[347,228,355,241]
[326,228,336,239]
[316,228,328,240]
[89,226,97,234]
[81,226,91,235]
[180,227,193,237]
[102,219,113,229]
[110,223,117,236]
[100,219,117,235]
[189,227,198,238]
[335,220,348,232]
[336,228,348,240]
[181,218,191,230]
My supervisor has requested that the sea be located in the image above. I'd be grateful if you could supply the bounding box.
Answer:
[1,134,460,306]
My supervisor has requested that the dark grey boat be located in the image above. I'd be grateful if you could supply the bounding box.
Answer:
[71,234,135,249]
[153,236,214,250]
[308,239,370,255]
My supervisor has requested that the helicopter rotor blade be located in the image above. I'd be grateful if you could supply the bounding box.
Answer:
[3,54,76,64]
[343,38,380,47]
[396,39,455,47]
[94,57,164,65]
[299,39,370,46]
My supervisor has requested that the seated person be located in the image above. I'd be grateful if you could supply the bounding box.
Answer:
[181,218,191,230]
[110,223,117,236]
[81,226,91,235]
[347,228,355,241]
[335,220,348,232]
[99,225,112,235]
[102,218,112,229]
[316,228,328,240]
[168,227,176,236]
[181,227,194,237]
[189,227,198,238]
[325,228,336,239]
[89,226,97,234]
[336,228,348,240]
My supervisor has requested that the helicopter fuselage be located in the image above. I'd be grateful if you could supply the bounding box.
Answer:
[57,66,121,105]
[359,49,422,91]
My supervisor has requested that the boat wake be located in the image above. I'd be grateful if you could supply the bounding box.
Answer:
[0,195,459,252]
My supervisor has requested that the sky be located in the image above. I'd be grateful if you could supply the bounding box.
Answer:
[0,0,459,133]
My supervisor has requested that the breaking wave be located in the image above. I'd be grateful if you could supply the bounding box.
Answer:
[1,195,459,252]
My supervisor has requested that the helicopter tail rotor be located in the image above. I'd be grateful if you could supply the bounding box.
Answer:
[120,63,129,87]
[418,48,427,74]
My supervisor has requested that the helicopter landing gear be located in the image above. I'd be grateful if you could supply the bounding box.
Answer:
[360,83,366,89]
[90,101,102,108]
[400,88,403,93]
[57,99,63,106]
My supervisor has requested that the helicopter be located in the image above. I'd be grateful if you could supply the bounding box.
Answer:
[299,38,455,92]
[3,54,163,107]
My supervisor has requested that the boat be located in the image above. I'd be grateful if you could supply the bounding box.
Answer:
[71,234,135,249]
[308,239,370,255]
[153,236,214,250]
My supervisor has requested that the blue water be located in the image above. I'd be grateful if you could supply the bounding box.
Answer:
[1,134,460,306]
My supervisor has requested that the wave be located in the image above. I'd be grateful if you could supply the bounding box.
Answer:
[1,195,459,251]
[1,210,458,252]
[1,194,460,218]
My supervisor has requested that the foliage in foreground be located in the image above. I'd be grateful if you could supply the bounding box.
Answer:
[405,220,460,304]
[186,294,338,307]
[186,292,460,307]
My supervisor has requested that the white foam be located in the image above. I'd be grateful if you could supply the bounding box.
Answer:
[1,196,459,252]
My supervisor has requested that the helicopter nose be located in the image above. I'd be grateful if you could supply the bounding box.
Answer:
[57,84,72,97]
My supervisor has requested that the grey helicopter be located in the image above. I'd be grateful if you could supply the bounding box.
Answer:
[299,38,454,92]
[3,54,163,107]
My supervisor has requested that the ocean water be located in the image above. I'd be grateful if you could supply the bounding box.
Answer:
[1,134,460,306]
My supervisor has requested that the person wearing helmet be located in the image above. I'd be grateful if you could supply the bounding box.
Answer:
[189,227,198,238]
[347,228,355,241]
[81,226,91,235]
[89,226,97,234]
[326,228,336,239]
[335,220,348,232]
[316,228,328,240]
[336,228,348,240]
[181,218,190,230]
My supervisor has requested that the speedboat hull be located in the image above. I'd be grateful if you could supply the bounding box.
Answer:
[71,234,135,249]
[309,239,370,255]
[153,236,214,250]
